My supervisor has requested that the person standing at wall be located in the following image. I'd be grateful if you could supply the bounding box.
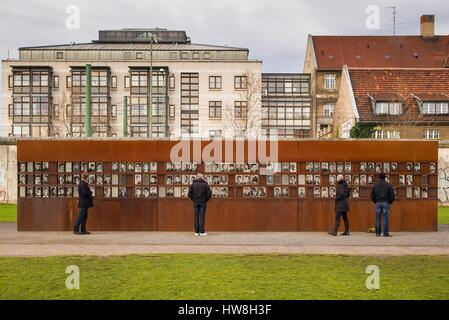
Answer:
[74,173,94,235]
[188,173,212,236]
[329,174,350,236]
[371,172,395,237]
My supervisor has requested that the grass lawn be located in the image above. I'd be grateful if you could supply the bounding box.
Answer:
[0,204,17,223]
[0,254,448,300]
[2,204,449,224]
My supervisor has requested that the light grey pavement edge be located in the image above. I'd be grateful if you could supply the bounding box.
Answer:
[1,223,448,257]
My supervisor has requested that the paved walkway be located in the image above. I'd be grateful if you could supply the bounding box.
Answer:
[1,223,448,257]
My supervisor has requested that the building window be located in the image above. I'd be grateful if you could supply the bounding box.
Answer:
[180,73,199,136]
[209,101,222,119]
[169,75,175,90]
[209,76,222,90]
[66,76,72,88]
[124,52,132,60]
[53,104,59,117]
[204,52,211,60]
[169,105,175,118]
[324,104,334,118]
[181,52,189,60]
[192,52,200,60]
[209,130,222,140]
[170,51,179,60]
[235,101,247,119]
[12,125,30,137]
[124,76,130,89]
[111,105,117,118]
[374,102,402,115]
[423,129,439,139]
[8,75,13,88]
[136,52,143,60]
[8,104,13,117]
[56,52,64,60]
[324,73,336,90]
[53,76,59,89]
[374,130,400,139]
[234,76,247,90]
[422,102,449,115]
[111,76,117,89]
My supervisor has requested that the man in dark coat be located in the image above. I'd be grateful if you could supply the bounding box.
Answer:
[74,173,94,235]
[188,173,212,236]
[371,172,395,237]
[329,174,350,236]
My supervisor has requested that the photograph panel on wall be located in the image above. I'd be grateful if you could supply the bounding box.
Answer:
[298,187,306,198]
[329,187,336,198]
[88,162,96,172]
[329,162,336,173]
[430,163,437,174]
[321,162,329,172]
[306,162,313,172]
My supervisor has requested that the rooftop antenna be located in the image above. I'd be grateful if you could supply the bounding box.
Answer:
[386,6,404,36]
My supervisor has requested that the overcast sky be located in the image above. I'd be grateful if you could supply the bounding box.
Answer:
[0,0,448,89]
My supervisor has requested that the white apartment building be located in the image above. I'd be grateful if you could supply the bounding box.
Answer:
[1,28,263,139]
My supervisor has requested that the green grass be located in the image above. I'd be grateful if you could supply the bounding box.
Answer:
[2,204,449,224]
[438,207,449,224]
[0,254,448,300]
[0,204,17,223]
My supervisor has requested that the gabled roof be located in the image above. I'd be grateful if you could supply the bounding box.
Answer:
[311,35,449,70]
[348,68,449,122]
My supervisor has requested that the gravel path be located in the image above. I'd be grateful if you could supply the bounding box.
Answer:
[1,223,448,257]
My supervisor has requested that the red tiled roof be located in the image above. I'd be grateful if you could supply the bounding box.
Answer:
[348,68,449,122]
[312,36,449,70]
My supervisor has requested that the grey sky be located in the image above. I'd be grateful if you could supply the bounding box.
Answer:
[1,0,448,72]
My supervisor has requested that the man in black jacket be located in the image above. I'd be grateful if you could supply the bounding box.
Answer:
[74,173,94,235]
[188,173,212,236]
[329,174,351,236]
[371,172,395,237]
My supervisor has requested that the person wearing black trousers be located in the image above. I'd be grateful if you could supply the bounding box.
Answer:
[188,173,212,236]
[329,174,350,236]
[74,172,94,235]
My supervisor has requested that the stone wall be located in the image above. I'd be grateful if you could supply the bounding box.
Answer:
[0,138,17,204]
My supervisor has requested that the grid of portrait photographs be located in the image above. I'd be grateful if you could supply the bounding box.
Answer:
[18,161,436,200]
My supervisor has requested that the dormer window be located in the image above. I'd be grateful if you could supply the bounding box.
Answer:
[422,102,449,114]
[374,102,402,115]
[368,93,404,116]
[412,94,449,115]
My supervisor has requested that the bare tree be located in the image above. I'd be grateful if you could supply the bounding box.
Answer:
[50,92,82,137]
[224,70,262,138]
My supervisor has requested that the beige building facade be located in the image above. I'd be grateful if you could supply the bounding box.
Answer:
[1,29,264,139]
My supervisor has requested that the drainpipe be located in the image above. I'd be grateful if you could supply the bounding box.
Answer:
[85,64,92,137]
[123,96,129,137]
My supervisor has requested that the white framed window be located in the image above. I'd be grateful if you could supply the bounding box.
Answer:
[66,76,72,88]
[53,76,59,89]
[423,129,439,139]
[204,52,211,60]
[324,73,336,90]
[192,52,200,60]
[374,130,400,139]
[374,102,402,115]
[422,102,449,115]
[324,104,334,118]
[8,75,13,88]
[136,52,143,60]
[56,52,64,60]
[124,76,130,89]
[111,105,117,118]
[111,76,117,89]
[12,124,30,137]
[169,105,175,119]
[169,75,175,90]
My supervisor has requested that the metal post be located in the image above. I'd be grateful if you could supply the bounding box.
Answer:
[123,96,129,137]
[85,64,92,137]
[147,38,154,137]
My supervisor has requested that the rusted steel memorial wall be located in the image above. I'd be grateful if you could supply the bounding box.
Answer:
[16,139,438,232]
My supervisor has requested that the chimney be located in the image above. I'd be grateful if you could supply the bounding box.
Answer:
[420,15,435,38]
